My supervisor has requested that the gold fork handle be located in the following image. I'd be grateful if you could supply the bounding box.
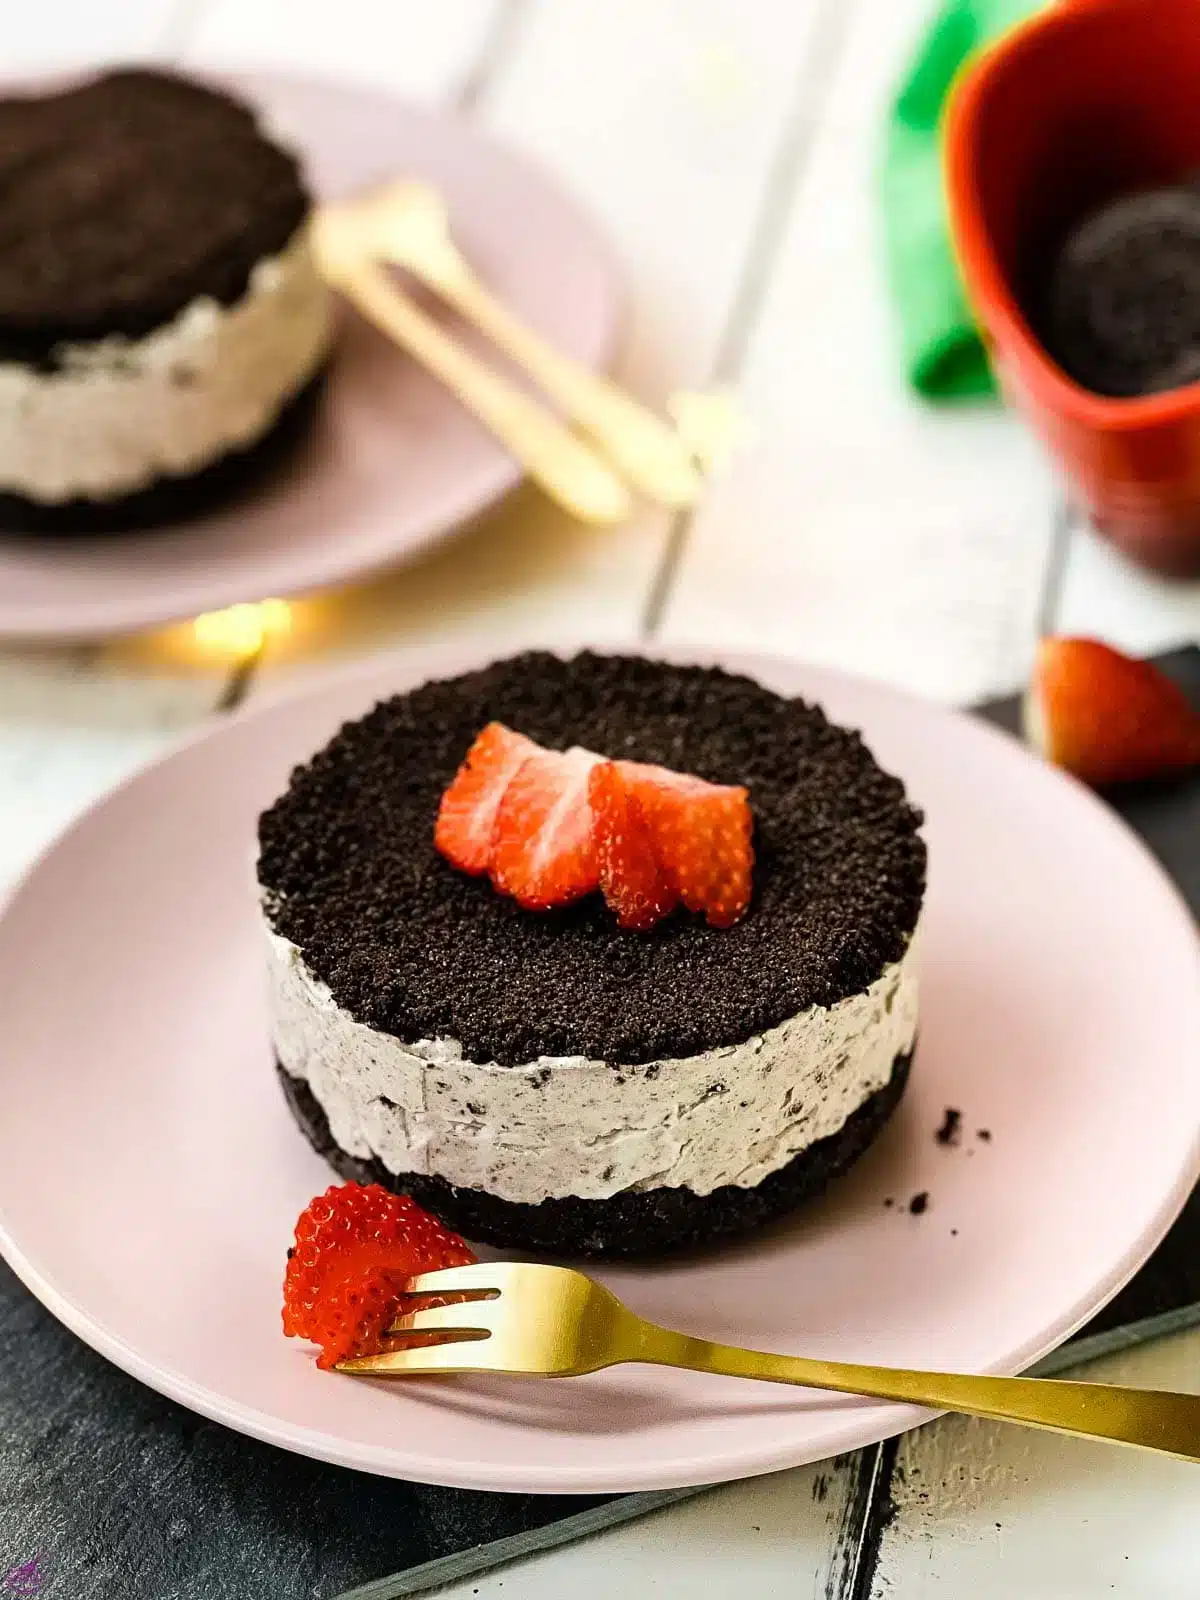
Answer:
[408,254,703,509]
[332,259,632,525]
[638,1328,1200,1462]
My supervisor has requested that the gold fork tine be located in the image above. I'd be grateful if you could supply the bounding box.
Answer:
[338,1339,493,1376]
[404,1263,511,1293]
[388,1301,503,1336]
[333,1262,1200,1460]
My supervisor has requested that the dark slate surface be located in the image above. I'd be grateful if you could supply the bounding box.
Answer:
[0,1270,612,1598]
[0,648,1196,1600]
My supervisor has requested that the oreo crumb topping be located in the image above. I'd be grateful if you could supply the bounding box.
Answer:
[935,1107,963,1147]
[258,651,926,1066]
[0,68,310,364]
[909,1191,929,1216]
[977,1128,992,1142]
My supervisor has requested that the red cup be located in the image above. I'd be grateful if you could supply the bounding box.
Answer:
[945,0,1200,576]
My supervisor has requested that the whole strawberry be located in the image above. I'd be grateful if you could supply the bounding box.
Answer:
[1026,638,1200,787]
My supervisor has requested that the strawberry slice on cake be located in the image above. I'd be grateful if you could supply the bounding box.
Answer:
[435,724,755,929]
[434,722,539,875]
[588,761,679,930]
[605,760,754,929]
[490,744,603,910]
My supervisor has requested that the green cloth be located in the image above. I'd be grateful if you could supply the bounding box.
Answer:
[881,0,1043,399]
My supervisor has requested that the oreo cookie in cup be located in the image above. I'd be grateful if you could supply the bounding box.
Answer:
[1042,185,1200,399]
[0,68,333,530]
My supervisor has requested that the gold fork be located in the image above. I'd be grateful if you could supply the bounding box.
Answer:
[338,1262,1200,1462]
[357,181,704,510]
[311,201,633,525]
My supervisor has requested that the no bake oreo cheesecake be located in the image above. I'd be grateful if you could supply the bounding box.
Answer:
[258,652,925,1259]
[0,68,332,530]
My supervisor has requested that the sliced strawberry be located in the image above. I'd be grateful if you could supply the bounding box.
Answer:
[589,762,678,930]
[283,1182,475,1370]
[1026,637,1200,787]
[490,745,602,909]
[435,722,540,875]
[435,720,757,929]
[616,761,753,927]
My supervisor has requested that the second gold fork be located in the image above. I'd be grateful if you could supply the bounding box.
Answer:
[358,180,704,509]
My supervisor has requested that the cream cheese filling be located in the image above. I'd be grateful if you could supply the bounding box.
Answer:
[264,907,918,1205]
[0,225,332,503]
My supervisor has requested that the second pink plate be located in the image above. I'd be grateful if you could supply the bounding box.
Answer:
[0,645,1197,1491]
[0,71,621,640]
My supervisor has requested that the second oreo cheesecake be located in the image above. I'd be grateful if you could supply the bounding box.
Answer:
[258,652,925,1259]
[0,68,333,529]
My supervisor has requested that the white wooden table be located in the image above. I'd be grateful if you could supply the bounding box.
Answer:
[4,2,1199,1594]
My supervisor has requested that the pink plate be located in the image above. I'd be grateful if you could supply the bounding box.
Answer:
[0,71,620,640]
[0,644,1197,1492]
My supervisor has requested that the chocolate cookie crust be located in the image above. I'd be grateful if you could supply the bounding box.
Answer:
[258,652,925,1067]
[0,68,309,365]
[278,1049,914,1259]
